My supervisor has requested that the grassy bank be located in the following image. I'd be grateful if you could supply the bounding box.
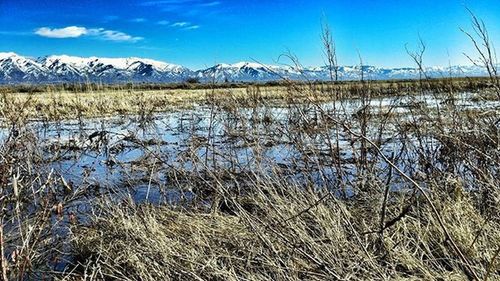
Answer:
[0,77,497,121]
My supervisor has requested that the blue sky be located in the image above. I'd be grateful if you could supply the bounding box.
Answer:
[0,0,498,69]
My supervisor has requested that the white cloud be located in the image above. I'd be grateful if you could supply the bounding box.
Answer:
[170,22,200,30]
[35,26,87,38]
[34,26,142,42]
[171,22,189,27]
[157,20,170,25]
[88,28,144,42]
[185,25,200,30]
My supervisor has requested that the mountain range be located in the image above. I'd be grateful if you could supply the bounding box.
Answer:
[0,52,489,84]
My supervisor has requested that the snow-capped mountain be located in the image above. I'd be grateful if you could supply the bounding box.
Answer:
[197,62,304,82]
[0,52,50,82]
[38,55,192,82]
[0,52,490,84]
[0,53,193,83]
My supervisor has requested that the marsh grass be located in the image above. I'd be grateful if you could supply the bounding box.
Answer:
[70,181,498,280]
[0,77,498,280]
[0,78,496,121]
[51,76,497,280]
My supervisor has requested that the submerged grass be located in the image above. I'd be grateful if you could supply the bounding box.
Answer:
[0,76,498,280]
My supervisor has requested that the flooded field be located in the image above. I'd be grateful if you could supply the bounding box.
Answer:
[0,84,498,279]
[3,90,498,201]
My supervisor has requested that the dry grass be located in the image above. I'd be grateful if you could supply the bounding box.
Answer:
[0,86,313,121]
[70,177,499,280]
[0,77,496,121]
[0,77,498,280]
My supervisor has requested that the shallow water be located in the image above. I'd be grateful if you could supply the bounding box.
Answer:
[0,91,498,204]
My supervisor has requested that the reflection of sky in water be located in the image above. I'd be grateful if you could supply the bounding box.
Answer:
[0,92,496,204]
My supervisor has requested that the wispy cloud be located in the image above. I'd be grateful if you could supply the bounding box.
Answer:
[200,1,220,7]
[131,18,147,23]
[34,26,143,42]
[91,29,143,42]
[157,20,170,25]
[171,22,189,27]
[140,0,221,13]
[170,22,200,30]
[140,0,199,7]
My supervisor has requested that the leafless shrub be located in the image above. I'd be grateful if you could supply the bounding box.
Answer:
[461,8,499,98]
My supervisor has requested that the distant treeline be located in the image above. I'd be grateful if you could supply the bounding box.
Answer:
[0,76,494,94]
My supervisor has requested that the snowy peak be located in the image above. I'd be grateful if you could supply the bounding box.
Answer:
[199,61,302,82]
[39,55,186,72]
[231,62,271,69]
[0,52,491,84]
[0,52,21,60]
[0,53,49,82]
[0,53,193,83]
[42,55,89,68]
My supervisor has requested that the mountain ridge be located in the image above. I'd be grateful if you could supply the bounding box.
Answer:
[0,52,490,84]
